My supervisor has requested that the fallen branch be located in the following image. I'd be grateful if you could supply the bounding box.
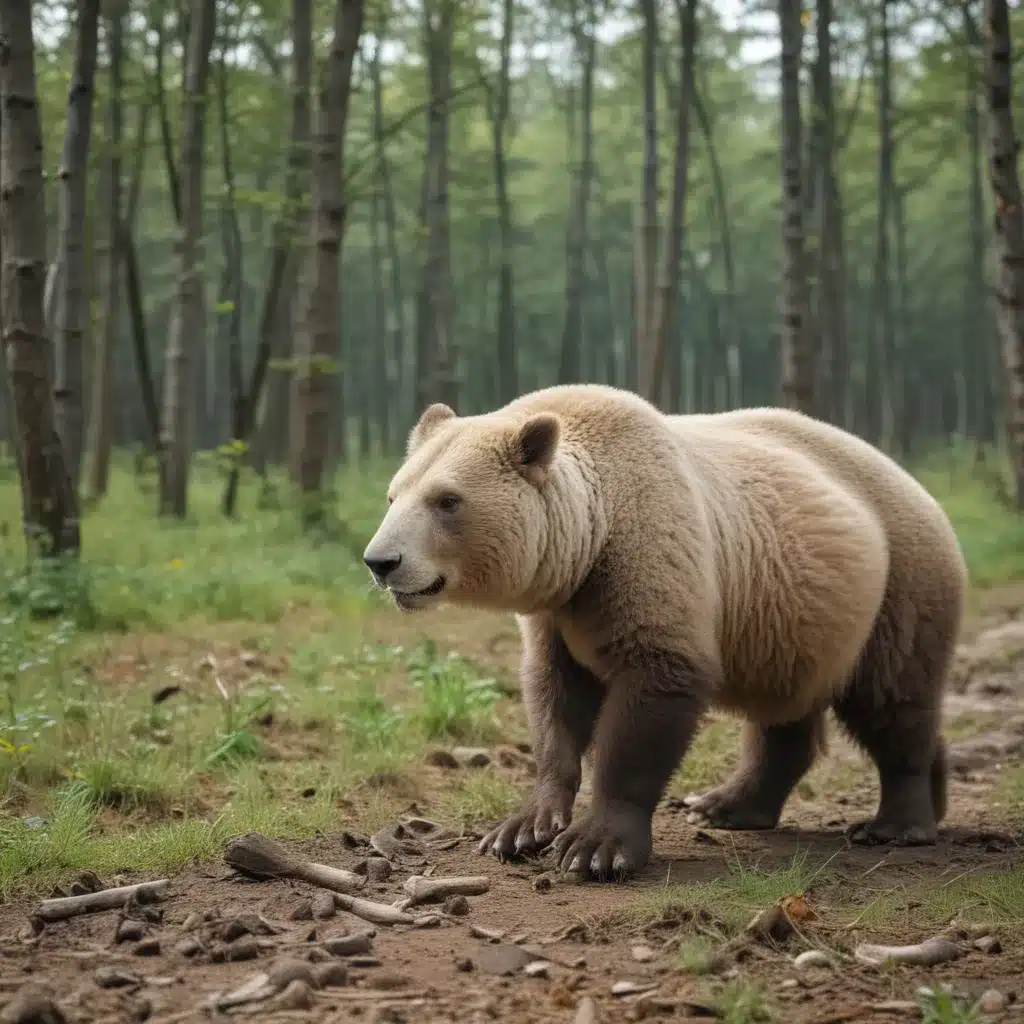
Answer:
[224,833,365,894]
[402,875,489,906]
[35,880,169,922]
[333,892,416,926]
[854,937,963,968]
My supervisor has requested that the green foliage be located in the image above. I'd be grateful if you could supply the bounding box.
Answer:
[918,986,983,1024]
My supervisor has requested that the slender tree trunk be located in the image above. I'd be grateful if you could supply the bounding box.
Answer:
[84,0,124,499]
[558,0,596,385]
[984,0,1024,505]
[0,1,81,556]
[415,0,458,411]
[52,0,100,491]
[649,0,698,408]
[778,0,816,414]
[492,0,517,404]
[635,0,660,400]
[158,0,217,517]
[288,0,365,496]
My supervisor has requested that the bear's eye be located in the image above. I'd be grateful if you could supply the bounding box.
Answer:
[436,493,461,512]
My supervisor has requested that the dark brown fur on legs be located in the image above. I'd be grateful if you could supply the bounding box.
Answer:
[478,621,604,860]
[548,644,713,880]
[683,712,827,829]
[832,589,955,846]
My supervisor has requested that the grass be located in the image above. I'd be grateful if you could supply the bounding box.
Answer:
[0,442,1022,913]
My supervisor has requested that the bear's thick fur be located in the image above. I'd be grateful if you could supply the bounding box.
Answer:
[362,384,967,880]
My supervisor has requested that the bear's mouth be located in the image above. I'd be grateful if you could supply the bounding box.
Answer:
[392,576,446,608]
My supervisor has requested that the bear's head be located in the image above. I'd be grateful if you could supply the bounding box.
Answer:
[362,402,563,612]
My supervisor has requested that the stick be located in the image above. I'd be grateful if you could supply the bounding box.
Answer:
[35,880,170,922]
[402,875,489,905]
[332,893,416,925]
[224,833,364,894]
[854,938,963,968]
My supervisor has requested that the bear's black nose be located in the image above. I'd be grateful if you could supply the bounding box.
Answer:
[364,554,402,580]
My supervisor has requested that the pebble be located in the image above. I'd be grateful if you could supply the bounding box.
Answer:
[133,938,161,957]
[219,914,262,941]
[174,936,203,958]
[532,874,553,893]
[225,936,260,962]
[611,981,657,997]
[443,895,470,916]
[980,989,1007,1014]
[312,892,337,920]
[524,961,551,978]
[322,933,374,957]
[452,747,492,768]
[365,857,392,883]
[314,962,349,988]
[94,967,142,990]
[0,989,67,1024]
[780,979,799,990]
[630,944,656,963]
[455,957,474,973]
[289,899,314,921]
[269,980,314,1012]
[975,935,1002,954]
[116,919,146,943]
[573,996,600,1024]
[121,995,152,1023]
[180,912,203,931]
[793,950,833,970]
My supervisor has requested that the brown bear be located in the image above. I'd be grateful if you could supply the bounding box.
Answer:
[362,384,967,880]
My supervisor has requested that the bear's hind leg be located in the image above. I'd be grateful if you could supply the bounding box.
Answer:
[682,713,824,830]
[831,592,953,847]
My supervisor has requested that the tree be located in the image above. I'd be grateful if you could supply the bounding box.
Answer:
[984,0,1024,505]
[288,0,365,496]
[0,0,80,556]
[158,0,217,517]
[778,0,816,414]
[52,0,101,491]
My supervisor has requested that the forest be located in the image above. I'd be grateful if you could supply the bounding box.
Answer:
[3,1,1024,1022]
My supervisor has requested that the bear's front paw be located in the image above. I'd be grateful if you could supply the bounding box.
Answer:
[845,817,937,847]
[477,786,575,861]
[680,786,781,830]
[548,802,653,881]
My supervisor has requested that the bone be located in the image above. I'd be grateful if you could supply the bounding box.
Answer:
[223,833,364,893]
[35,880,169,922]
[401,875,490,906]
[854,937,963,968]
[332,892,416,925]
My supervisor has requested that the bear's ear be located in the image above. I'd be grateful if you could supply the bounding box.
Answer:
[509,413,561,485]
[407,403,457,455]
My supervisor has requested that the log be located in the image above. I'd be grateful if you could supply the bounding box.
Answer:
[35,879,169,922]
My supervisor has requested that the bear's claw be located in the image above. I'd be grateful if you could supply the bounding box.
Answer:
[845,818,937,847]
[477,788,574,861]
[547,804,652,882]
[680,787,782,830]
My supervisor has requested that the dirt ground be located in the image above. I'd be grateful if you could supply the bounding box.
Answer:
[3,604,1024,1024]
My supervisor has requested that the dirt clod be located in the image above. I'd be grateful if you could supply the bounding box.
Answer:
[532,874,553,893]
[289,899,314,921]
[175,936,203,957]
[268,958,316,990]
[631,944,656,963]
[225,936,260,962]
[452,747,491,768]
[475,943,534,976]
[444,894,470,915]
[981,989,1008,1013]
[975,935,1003,954]
[425,748,459,769]
[455,957,474,972]
[219,913,266,941]
[365,857,393,883]
[312,891,337,919]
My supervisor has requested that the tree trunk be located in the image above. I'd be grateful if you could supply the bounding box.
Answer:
[984,0,1024,505]
[288,0,365,496]
[415,0,458,411]
[635,0,660,401]
[158,0,216,517]
[492,0,517,404]
[52,0,100,491]
[777,0,816,414]
[557,0,596,385]
[84,0,124,499]
[648,0,698,408]
[0,1,81,556]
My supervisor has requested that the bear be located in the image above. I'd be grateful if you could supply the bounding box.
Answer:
[362,383,967,881]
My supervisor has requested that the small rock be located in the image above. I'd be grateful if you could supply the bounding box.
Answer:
[289,899,314,921]
[322,933,374,957]
[133,938,161,957]
[0,989,67,1024]
[270,980,314,1011]
[524,961,551,978]
[373,973,411,991]
[975,935,1002,954]
[425,748,460,769]
[414,914,440,928]
[312,891,337,920]
[120,995,152,1023]
[225,937,260,962]
[180,912,203,931]
[314,962,349,988]
[630,944,656,963]
[452,747,491,768]
[268,959,316,991]
[611,981,657,997]
[365,857,392,883]
[220,914,262,942]
[532,874,553,893]
[443,894,470,916]
[980,989,1007,1014]
[306,947,332,964]
[574,995,600,1024]
[116,919,146,943]
[455,957,474,973]
[175,936,203,958]
[780,979,800,990]
[475,944,534,976]
[94,967,142,990]
[793,950,833,970]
